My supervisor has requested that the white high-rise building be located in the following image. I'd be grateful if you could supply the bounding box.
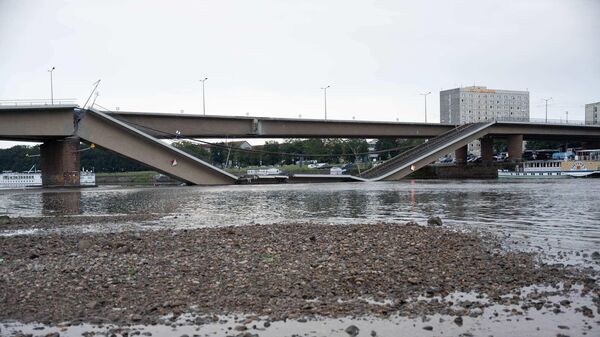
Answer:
[585,102,600,125]
[440,86,530,154]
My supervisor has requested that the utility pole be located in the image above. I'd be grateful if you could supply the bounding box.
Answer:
[48,67,55,105]
[565,111,568,124]
[543,97,552,123]
[199,77,208,115]
[420,92,431,123]
[321,85,330,120]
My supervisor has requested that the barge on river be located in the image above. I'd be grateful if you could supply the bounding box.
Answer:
[498,149,600,178]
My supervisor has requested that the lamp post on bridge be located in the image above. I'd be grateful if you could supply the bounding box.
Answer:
[321,85,330,120]
[543,97,552,123]
[420,91,431,123]
[199,77,208,115]
[565,110,568,124]
[48,67,55,105]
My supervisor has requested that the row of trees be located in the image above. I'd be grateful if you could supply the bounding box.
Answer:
[0,138,423,172]
[4,136,572,173]
[172,138,426,168]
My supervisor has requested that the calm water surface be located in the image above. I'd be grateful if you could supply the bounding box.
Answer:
[1,179,599,256]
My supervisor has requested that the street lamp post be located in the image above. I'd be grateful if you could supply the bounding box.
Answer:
[48,67,55,105]
[420,91,431,123]
[321,85,330,120]
[199,77,208,115]
[565,111,568,124]
[543,97,552,123]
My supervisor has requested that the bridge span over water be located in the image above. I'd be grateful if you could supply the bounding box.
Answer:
[1,105,600,186]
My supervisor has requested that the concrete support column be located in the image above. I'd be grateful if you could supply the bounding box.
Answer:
[507,134,524,162]
[40,136,81,187]
[455,145,468,166]
[480,137,494,164]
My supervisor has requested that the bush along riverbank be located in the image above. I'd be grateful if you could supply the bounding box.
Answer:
[0,221,598,334]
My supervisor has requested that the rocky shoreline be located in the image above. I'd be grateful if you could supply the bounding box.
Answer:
[0,220,598,332]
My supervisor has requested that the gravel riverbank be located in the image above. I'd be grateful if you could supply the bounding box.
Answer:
[0,221,598,331]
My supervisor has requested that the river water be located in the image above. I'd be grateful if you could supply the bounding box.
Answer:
[1,179,599,337]
[1,179,599,254]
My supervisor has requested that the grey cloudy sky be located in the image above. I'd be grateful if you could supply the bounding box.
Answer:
[1,0,599,147]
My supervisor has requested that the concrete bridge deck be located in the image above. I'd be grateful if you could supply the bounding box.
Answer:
[1,105,600,186]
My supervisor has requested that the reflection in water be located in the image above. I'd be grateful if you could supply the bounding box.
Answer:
[0,180,599,253]
[42,191,81,215]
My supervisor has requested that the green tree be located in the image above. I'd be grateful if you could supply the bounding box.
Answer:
[172,141,211,161]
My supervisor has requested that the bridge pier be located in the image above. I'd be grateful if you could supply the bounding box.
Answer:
[507,134,523,162]
[455,145,468,166]
[480,137,494,164]
[40,136,81,187]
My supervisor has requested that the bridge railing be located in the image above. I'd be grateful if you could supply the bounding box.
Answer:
[0,99,78,107]
[490,117,590,126]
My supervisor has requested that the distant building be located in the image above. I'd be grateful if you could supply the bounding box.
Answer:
[440,86,529,154]
[585,102,600,125]
[227,141,252,150]
[367,140,378,161]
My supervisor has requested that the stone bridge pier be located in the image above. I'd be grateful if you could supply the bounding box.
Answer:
[507,134,524,162]
[40,136,81,187]
[480,137,494,164]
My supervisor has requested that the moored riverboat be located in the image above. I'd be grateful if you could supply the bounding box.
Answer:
[0,169,96,189]
[498,149,600,178]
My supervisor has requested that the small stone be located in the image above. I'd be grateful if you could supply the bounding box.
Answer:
[345,325,360,336]
[78,240,93,250]
[263,321,271,328]
[0,215,10,224]
[234,325,247,331]
[469,308,483,317]
[297,318,307,323]
[454,316,463,326]
[407,277,420,285]
[130,314,142,322]
[370,330,377,337]
[559,300,570,306]
[557,325,569,329]
[580,306,594,318]
[591,251,600,260]
[423,325,433,331]
[427,216,443,226]
[117,246,130,254]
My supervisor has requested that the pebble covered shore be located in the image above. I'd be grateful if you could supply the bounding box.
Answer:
[0,219,598,334]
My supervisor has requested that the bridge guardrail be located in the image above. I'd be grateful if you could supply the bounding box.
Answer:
[0,99,78,107]
[490,117,590,126]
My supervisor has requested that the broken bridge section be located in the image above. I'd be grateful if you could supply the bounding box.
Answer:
[360,122,495,181]
[75,109,238,185]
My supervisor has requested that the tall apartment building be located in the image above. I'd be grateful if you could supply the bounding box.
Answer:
[585,102,600,125]
[440,86,530,154]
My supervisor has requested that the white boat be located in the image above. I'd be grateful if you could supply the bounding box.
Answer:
[498,149,600,178]
[0,168,96,189]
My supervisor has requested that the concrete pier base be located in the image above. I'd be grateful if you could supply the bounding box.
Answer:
[455,145,468,166]
[507,134,524,162]
[480,137,494,164]
[40,137,81,187]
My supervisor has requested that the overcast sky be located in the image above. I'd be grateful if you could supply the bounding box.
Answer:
[1,0,599,148]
